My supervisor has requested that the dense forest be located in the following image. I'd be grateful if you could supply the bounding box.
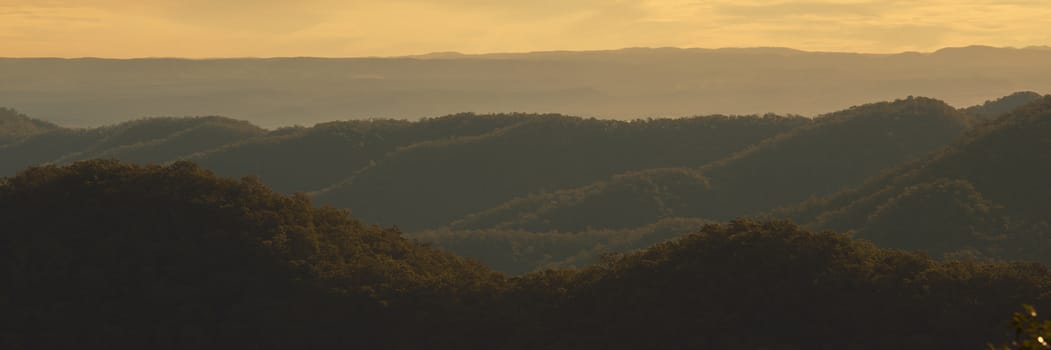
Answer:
[447,97,971,232]
[3,161,1050,349]
[2,92,1047,273]
[783,95,1051,264]
[3,92,1051,348]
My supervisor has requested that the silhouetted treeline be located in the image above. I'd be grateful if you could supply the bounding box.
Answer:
[1,164,1048,348]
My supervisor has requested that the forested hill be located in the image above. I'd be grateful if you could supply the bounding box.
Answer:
[0,160,504,349]
[0,107,59,145]
[189,114,533,192]
[312,114,806,230]
[782,95,1051,264]
[3,160,1050,349]
[2,92,1047,276]
[450,97,971,232]
[962,91,1044,121]
[0,111,806,194]
[0,116,265,176]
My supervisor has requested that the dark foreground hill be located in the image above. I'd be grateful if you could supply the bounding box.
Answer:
[785,95,1051,263]
[2,160,1049,349]
[0,161,503,349]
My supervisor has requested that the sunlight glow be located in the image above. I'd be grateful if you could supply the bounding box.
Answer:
[1,0,1049,57]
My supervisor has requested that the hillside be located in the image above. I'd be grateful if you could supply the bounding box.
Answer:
[511,220,1051,349]
[0,116,265,176]
[190,113,530,193]
[314,115,806,230]
[0,112,528,192]
[0,107,59,145]
[962,91,1044,121]
[455,97,971,231]
[73,117,266,164]
[2,164,1048,349]
[786,95,1051,263]
[0,160,503,349]
[413,217,715,275]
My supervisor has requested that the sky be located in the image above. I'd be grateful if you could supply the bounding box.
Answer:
[2,0,1050,57]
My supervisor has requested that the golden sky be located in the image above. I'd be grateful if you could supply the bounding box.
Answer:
[3,0,1050,57]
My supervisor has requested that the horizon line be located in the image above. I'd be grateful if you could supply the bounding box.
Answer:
[3,44,1050,61]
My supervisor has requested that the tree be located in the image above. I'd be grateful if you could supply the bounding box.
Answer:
[991,305,1051,350]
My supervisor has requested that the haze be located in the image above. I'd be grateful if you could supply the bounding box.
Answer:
[2,47,1049,127]
[4,0,1051,57]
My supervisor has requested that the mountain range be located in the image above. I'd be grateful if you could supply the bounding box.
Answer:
[4,46,1051,127]
[2,91,1047,274]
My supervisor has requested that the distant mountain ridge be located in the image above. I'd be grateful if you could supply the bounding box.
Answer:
[409,45,1039,60]
[4,46,1050,127]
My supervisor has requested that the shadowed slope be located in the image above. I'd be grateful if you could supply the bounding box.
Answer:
[0,107,59,146]
[2,161,1049,349]
[0,116,265,176]
[455,97,970,231]
[191,113,531,193]
[0,160,503,349]
[786,95,1051,262]
[313,114,806,230]
[962,91,1043,121]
